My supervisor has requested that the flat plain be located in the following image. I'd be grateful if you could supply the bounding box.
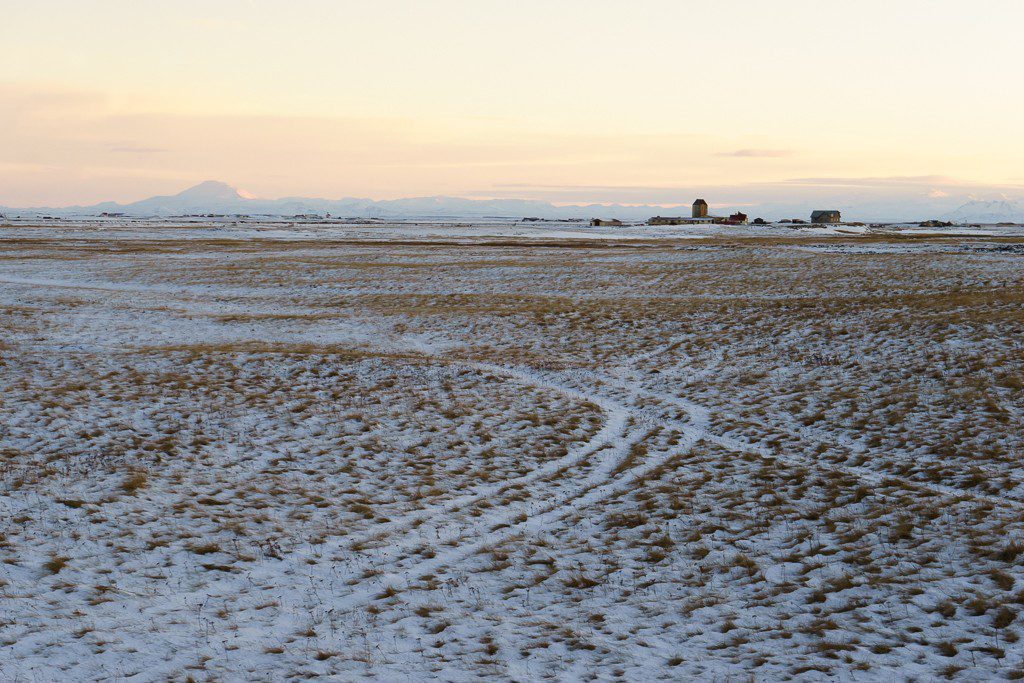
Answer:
[1,224,1023,681]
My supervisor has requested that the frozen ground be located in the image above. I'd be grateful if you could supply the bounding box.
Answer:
[3,215,1024,243]
[1,224,1023,681]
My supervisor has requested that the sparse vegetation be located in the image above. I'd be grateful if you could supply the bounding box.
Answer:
[2,227,1022,680]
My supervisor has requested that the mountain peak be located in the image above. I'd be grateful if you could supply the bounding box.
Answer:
[175,180,255,201]
[945,199,1024,224]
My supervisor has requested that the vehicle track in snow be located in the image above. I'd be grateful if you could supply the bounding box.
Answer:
[577,367,1024,511]
[332,361,639,563]
[261,345,711,615]
[577,337,1024,510]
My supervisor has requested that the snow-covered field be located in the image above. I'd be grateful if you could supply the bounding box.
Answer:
[4,215,1024,242]
[1,224,1023,680]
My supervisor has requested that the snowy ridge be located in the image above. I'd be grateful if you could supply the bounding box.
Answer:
[944,199,1024,224]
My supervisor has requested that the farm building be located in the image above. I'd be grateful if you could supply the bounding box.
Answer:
[648,216,686,226]
[811,210,842,224]
[590,219,624,227]
[647,198,721,225]
[648,215,720,226]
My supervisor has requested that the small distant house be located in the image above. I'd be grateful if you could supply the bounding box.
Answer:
[692,199,709,219]
[811,210,842,224]
[591,218,624,227]
[726,212,748,225]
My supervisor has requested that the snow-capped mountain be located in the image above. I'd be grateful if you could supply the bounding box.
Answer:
[117,181,257,215]
[944,199,1024,224]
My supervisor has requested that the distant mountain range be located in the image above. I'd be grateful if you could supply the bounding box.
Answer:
[943,199,1024,224]
[0,181,685,221]
[2,180,1023,224]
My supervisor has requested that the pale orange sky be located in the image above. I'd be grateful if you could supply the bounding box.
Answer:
[2,0,1023,206]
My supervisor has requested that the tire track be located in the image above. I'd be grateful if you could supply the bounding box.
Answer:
[319,362,708,614]
[579,368,1024,510]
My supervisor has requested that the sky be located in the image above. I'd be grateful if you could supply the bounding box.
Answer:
[2,0,1024,209]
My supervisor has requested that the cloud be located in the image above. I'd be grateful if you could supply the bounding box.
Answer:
[0,83,106,116]
[784,175,956,188]
[781,177,1024,201]
[107,145,169,155]
[716,149,794,158]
